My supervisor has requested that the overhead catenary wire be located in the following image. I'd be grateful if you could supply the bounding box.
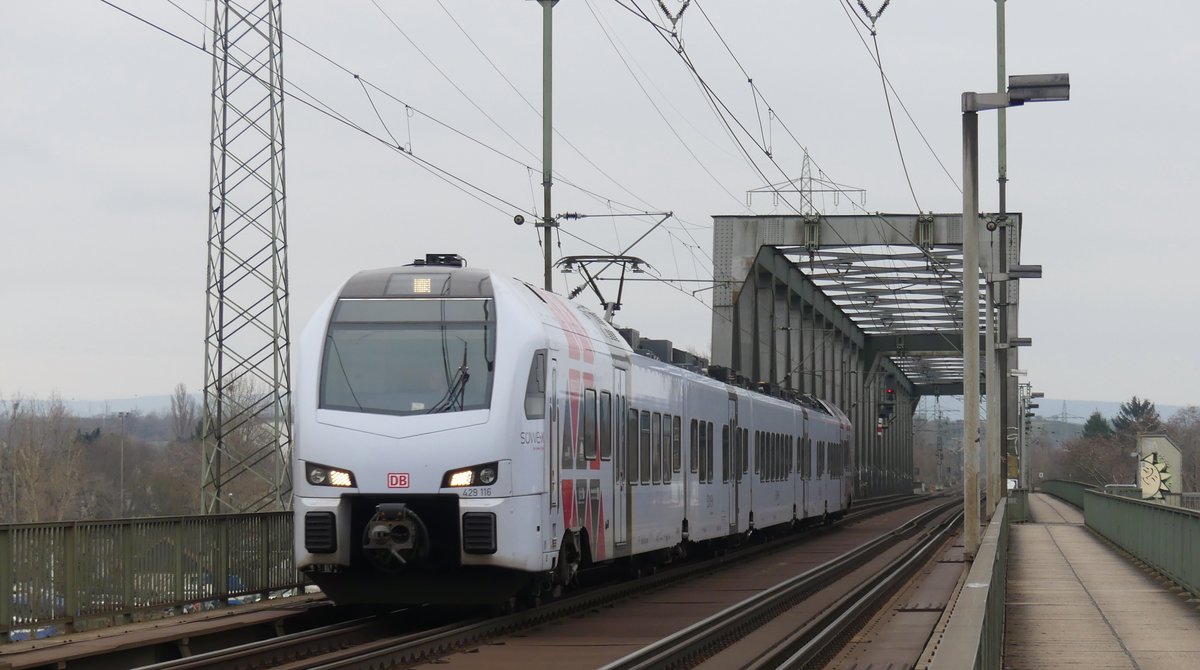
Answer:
[622,0,969,355]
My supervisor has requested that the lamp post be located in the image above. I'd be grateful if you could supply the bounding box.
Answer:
[961,73,1069,559]
[118,411,128,517]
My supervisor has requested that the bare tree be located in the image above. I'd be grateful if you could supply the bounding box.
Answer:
[170,382,198,442]
[1165,406,1200,492]
[5,394,86,522]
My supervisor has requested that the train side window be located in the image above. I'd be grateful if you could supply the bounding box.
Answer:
[662,415,672,482]
[651,413,662,484]
[599,392,612,461]
[778,433,784,481]
[742,428,749,475]
[788,436,794,478]
[721,425,730,483]
[672,416,682,473]
[732,426,741,482]
[754,431,761,475]
[583,389,597,461]
[698,420,708,482]
[562,400,573,470]
[801,437,811,480]
[627,408,639,485]
[818,440,826,477]
[690,419,699,473]
[524,350,546,419]
[700,422,710,485]
[795,436,801,474]
[639,410,651,485]
[770,433,777,482]
[661,414,672,485]
[777,437,787,482]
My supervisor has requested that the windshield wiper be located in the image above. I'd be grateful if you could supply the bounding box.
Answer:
[429,343,469,413]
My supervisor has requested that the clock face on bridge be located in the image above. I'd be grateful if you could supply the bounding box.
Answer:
[1138,452,1171,500]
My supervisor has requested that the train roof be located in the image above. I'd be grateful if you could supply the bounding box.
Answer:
[339,264,493,299]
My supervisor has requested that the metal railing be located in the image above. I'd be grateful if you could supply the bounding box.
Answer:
[1038,479,1094,507]
[927,502,1010,670]
[1007,488,1029,523]
[1163,492,1200,511]
[1,513,304,642]
[1083,490,1200,599]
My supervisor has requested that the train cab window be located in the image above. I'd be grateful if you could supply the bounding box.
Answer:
[627,408,639,485]
[600,392,612,461]
[689,419,699,473]
[700,422,710,485]
[321,297,496,416]
[661,414,672,485]
[583,389,597,461]
[722,425,730,483]
[672,416,682,473]
[698,421,708,483]
[640,411,651,485]
[651,413,662,484]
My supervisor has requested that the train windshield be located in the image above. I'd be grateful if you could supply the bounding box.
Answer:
[320,298,496,415]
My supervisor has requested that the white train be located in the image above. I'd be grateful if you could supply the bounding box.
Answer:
[293,254,854,605]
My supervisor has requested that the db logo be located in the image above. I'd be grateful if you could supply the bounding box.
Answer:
[387,473,410,489]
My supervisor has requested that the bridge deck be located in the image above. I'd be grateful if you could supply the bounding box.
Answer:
[1003,493,1200,669]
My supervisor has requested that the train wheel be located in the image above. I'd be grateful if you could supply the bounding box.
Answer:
[555,532,581,589]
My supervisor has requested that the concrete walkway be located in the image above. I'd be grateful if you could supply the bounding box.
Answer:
[1004,493,1200,669]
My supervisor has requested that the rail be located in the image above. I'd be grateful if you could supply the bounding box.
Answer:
[926,501,1010,670]
[0,512,304,642]
[1083,489,1200,599]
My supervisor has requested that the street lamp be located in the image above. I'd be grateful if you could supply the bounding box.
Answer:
[118,411,128,517]
[962,73,1068,560]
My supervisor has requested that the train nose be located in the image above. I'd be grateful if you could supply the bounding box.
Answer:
[362,503,430,572]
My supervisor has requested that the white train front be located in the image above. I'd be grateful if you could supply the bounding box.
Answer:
[293,255,854,605]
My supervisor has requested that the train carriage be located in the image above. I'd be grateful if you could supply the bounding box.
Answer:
[293,254,853,605]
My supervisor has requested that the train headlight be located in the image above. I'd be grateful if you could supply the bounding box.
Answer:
[305,462,356,488]
[442,462,499,488]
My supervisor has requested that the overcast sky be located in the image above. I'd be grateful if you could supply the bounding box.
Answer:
[1,1,1197,408]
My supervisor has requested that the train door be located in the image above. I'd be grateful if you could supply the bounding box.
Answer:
[549,358,559,514]
[613,368,627,546]
[727,393,739,534]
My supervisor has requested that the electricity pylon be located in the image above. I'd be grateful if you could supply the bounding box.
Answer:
[201,0,292,513]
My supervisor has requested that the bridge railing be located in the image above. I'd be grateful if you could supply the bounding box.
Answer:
[1037,479,1095,507]
[0,512,303,642]
[927,500,1011,670]
[1083,489,1200,599]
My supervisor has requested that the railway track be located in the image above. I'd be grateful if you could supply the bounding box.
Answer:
[599,500,961,669]
[116,494,934,670]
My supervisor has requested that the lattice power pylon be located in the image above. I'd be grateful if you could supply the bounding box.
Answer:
[201,0,292,513]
